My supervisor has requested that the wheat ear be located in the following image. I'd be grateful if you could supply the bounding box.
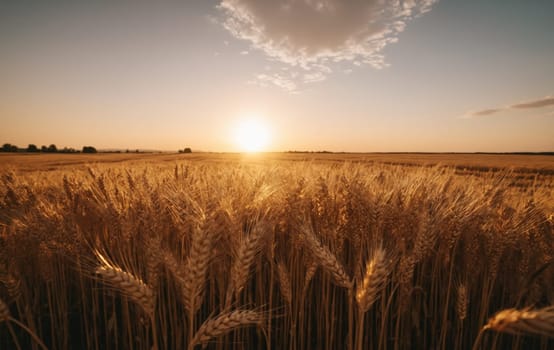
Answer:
[189,310,263,349]
[301,226,352,289]
[182,225,216,315]
[0,273,21,300]
[228,225,267,304]
[412,210,437,262]
[95,251,154,315]
[277,261,293,306]
[145,235,163,289]
[0,298,10,322]
[456,283,468,321]
[300,260,318,299]
[356,246,389,313]
[304,259,318,287]
[96,266,155,315]
[483,306,554,337]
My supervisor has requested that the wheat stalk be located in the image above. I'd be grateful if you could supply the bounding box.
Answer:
[1,298,48,350]
[189,309,264,349]
[483,306,554,337]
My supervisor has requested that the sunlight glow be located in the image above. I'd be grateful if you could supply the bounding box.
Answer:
[234,119,271,152]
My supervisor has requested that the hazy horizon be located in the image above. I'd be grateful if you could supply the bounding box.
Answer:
[1,0,553,153]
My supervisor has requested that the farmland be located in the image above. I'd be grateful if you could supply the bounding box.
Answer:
[1,153,553,349]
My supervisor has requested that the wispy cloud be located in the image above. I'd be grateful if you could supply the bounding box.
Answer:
[218,0,438,92]
[510,96,554,109]
[471,108,503,117]
[464,95,554,118]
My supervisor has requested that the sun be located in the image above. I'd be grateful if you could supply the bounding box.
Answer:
[233,119,271,153]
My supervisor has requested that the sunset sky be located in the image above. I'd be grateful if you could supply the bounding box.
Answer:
[1,0,553,152]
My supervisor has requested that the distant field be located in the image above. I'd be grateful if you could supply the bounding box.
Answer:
[1,152,553,173]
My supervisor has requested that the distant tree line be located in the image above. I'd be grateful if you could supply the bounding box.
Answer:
[286,150,334,154]
[1,143,97,153]
[2,143,195,154]
[82,146,98,153]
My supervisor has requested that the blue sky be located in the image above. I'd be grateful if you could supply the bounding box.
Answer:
[1,0,553,152]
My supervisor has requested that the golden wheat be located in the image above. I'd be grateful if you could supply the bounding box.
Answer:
[95,266,155,315]
[301,224,352,289]
[484,306,554,337]
[1,158,552,349]
[189,309,264,349]
[228,224,267,303]
[94,251,155,315]
[277,261,293,306]
[457,283,468,321]
[0,298,10,322]
[182,221,216,315]
[355,246,389,313]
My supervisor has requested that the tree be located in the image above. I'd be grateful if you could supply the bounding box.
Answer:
[82,146,97,153]
[41,145,48,152]
[27,144,39,152]
[1,143,18,152]
[47,144,58,153]
[183,147,192,153]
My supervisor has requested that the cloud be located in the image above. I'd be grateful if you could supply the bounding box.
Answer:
[254,73,299,92]
[470,108,503,117]
[510,96,554,109]
[466,95,554,118]
[218,0,438,91]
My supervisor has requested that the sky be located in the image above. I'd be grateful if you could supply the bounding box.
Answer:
[1,0,553,152]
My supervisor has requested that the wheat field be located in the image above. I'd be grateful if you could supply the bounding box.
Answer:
[1,155,553,349]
